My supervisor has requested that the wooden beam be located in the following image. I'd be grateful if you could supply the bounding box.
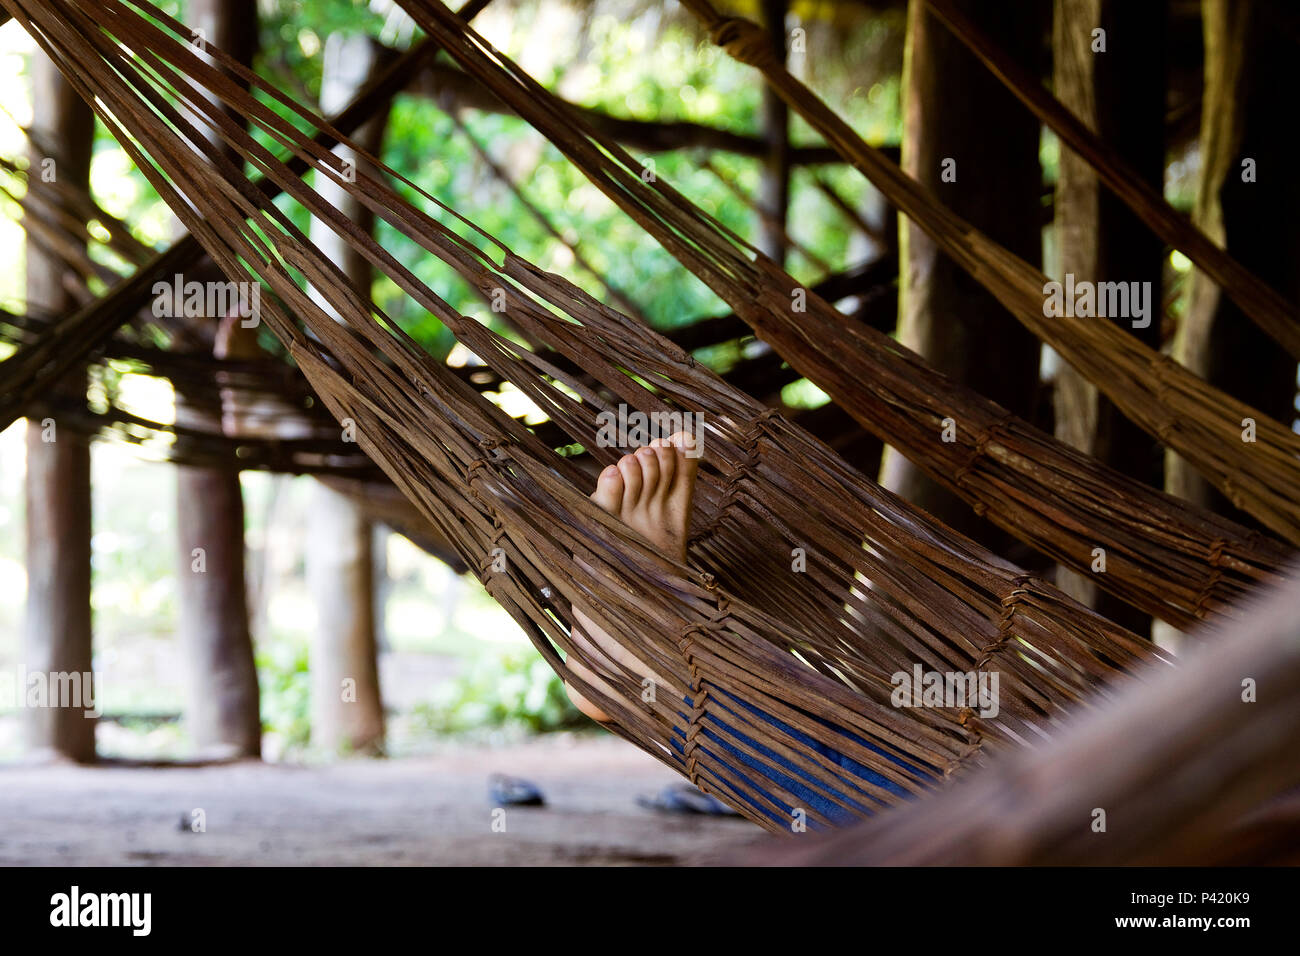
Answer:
[408,60,849,164]
[669,255,896,352]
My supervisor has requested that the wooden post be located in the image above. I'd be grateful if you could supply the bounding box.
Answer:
[757,0,790,265]
[878,0,1047,550]
[1051,0,1166,637]
[174,428,262,757]
[173,0,262,759]
[22,50,96,762]
[1167,0,1300,517]
[306,33,392,756]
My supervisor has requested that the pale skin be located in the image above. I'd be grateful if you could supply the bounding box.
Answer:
[565,431,700,723]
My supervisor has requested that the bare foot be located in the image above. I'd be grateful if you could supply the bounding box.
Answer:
[591,432,699,562]
[565,432,701,722]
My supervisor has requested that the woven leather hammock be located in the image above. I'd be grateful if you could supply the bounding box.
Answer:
[5,0,1269,830]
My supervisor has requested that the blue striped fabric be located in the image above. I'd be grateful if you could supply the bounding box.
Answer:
[671,689,940,829]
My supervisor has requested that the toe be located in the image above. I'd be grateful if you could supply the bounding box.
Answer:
[590,464,623,513]
[651,441,676,501]
[617,452,643,507]
[669,430,701,480]
[634,446,660,503]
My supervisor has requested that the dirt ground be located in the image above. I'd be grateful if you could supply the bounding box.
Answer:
[0,734,759,865]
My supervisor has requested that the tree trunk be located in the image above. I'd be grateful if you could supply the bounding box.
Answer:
[306,33,392,756]
[878,0,1047,551]
[23,51,96,762]
[173,0,262,759]
[1167,0,1300,517]
[1051,0,1166,638]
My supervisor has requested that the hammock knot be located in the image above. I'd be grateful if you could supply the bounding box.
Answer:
[679,624,707,648]
[709,17,781,69]
[468,439,507,489]
[727,408,779,488]
[956,709,985,751]
[981,573,1034,667]
[999,573,1035,609]
[678,616,725,790]
[1193,539,1229,621]
[956,413,1013,489]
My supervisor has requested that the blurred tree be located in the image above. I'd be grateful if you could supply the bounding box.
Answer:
[23,50,96,762]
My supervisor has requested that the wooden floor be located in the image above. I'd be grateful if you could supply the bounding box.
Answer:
[0,735,756,866]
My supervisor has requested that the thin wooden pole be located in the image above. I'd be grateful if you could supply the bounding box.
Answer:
[756,0,790,265]
[1168,0,1300,516]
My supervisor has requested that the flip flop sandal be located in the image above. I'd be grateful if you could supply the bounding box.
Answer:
[637,783,739,816]
[489,773,546,807]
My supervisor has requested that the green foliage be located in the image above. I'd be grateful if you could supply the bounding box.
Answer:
[256,639,313,752]
[254,0,387,103]
[87,454,179,636]
[413,651,588,735]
